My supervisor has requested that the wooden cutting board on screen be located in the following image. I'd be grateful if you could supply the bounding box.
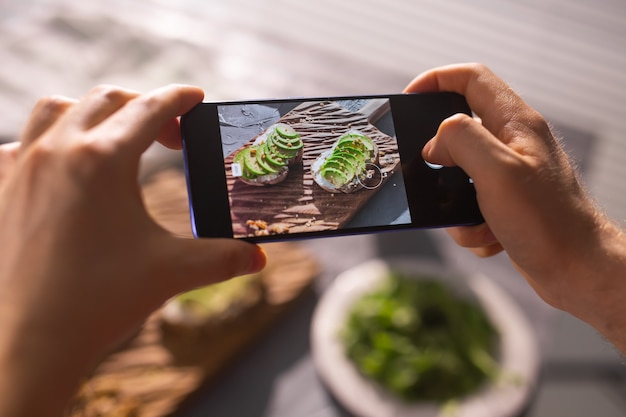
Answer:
[227,99,401,237]
[68,169,319,417]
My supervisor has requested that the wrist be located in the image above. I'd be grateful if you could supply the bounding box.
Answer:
[0,310,96,416]
[562,215,626,353]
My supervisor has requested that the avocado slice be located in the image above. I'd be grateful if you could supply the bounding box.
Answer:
[234,148,245,166]
[339,133,376,158]
[263,139,287,167]
[275,123,300,139]
[337,134,366,149]
[243,147,268,177]
[234,148,258,180]
[233,149,250,178]
[322,156,356,182]
[336,143,367,162]
[321,166,349,187]
[269,130,303,156]
[255,145,279,173]
[273,134,304,151]
[333,150,365,173]
[268,131,301,159]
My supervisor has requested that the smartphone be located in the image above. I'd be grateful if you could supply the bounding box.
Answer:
[181,92,483,242]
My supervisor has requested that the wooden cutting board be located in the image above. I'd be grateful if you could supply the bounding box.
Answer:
[226,100,401,237]
[68,169,319,417]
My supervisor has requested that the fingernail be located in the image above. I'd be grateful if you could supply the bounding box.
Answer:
[249,245,267,273]
[422,139,433,156]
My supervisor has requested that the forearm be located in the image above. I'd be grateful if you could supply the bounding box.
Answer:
[566,217,626,353]
[523,204,626,354]
[503,194,626,354]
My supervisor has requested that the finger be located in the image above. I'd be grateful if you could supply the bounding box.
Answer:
[423,112,551,229]
[404,63,543,143]
[446,223,499,248]
[424,113,562,213]
[422,113,519,183]
[155,117,183,150]
[446,225,504,257]
[69,85,140,130]
[95,84,204,157]
[0,141,21,184]
[19,95,77,147]
[468,243,505,258]
[154,237,266,295]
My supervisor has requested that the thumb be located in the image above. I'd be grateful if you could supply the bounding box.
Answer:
[157,237,267,295]
[422,113,519,198]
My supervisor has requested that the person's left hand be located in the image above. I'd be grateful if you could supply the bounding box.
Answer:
[0,85,266,417]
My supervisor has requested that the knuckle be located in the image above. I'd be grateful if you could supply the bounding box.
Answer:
[87,84,137,105]
[88,84,122,96]
[522,109,552,137]
[466,62,488,73]
[458,62,493,79]
[53,132,120,178]
[132,91,167,112]
[21,121,121,184]
[21,141,62,179]
[438,112,474,135]
[34,94,74,117]
[65,146,117,181]
[73,137,116,164]
[27,139,55,163]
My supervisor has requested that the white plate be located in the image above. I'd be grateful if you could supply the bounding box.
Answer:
[311,258,540,417]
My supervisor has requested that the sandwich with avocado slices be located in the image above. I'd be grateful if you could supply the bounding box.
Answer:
[233,123,304,186]
[312,130,379,193]
[160,272,264,332]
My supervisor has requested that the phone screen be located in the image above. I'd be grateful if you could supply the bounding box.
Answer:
[181,93,482,242]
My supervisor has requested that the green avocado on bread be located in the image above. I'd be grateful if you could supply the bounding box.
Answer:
[232,123,303,186]
[312,130,379,193]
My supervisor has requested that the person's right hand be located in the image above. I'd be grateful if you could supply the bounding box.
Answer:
[405,64,626,352]
[0,84,267,417]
